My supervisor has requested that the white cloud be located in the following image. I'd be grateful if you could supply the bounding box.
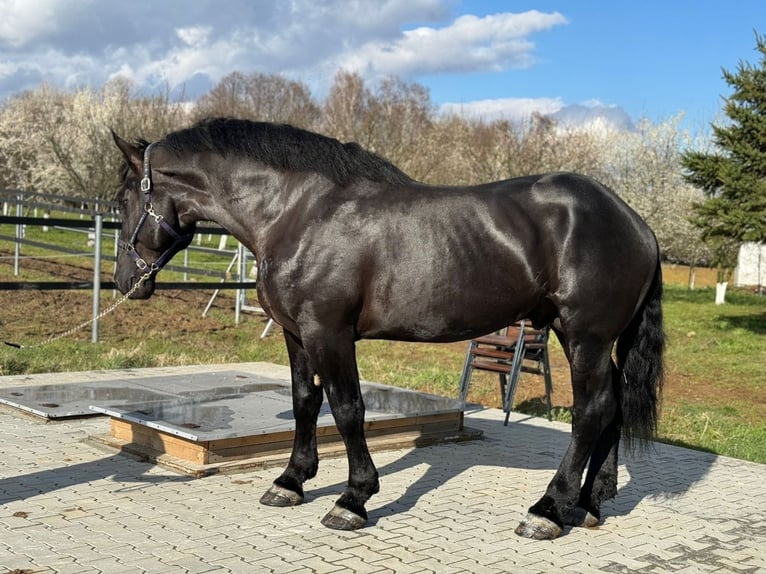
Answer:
[176,27,211,47]
[440,97,634,132]
[440,97,564,122]
[552,100,634,132]
[0,0,65,48]
[0,1,567,100]
[338,11,568,76]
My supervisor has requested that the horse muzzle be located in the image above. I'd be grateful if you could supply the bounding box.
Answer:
[114,270,156,300]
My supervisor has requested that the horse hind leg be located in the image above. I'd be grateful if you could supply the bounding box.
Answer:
[565,436,619,528]
[260,330,323,508]
[565,361,622,528]
[515,338,617,539]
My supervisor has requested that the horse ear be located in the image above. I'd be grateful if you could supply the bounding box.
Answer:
[112,131,143,175]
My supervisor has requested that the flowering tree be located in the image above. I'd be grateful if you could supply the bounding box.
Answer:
[0,79,187,199]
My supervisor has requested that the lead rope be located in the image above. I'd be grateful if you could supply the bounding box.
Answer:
[3,271,152,350]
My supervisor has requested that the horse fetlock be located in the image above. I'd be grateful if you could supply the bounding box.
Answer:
[564,506,601,528]
[349,470,380,499]
[369,475,381,496]
[595,476,618,502]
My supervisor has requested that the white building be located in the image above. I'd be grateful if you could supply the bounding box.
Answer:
[735,242,765,288]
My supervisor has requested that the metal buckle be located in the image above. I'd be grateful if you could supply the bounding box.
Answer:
[140,177,151,192]
[145,203,164,224]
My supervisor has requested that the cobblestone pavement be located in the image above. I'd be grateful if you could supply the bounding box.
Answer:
[1,363,764,573]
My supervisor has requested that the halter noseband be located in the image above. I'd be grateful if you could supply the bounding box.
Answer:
[119,143,194,275]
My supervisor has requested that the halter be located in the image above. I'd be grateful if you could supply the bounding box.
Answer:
[118,143,194,275]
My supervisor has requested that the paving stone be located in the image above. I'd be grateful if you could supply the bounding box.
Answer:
[1,363,765,573]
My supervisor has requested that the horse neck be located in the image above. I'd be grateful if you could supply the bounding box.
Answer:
[173,160,330,260]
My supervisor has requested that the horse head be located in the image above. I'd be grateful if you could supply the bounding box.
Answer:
[112,132,195,299]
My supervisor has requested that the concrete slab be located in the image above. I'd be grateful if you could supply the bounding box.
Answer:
[0,369,464,437]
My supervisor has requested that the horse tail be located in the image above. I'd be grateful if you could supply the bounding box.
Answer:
[616,255,665,451]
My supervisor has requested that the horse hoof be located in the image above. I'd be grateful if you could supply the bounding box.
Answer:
[514,512,563,540]
[320,504,367,530]
[564,506,600,528]
[259,484,303,507]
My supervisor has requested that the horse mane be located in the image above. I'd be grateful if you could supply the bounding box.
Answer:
[160,118,414,187]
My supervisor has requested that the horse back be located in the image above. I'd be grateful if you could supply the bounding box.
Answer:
[350,172,652,342]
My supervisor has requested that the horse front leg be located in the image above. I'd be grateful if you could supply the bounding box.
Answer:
[305,328,379,530]
[516,343,616,539]
[260,330,323,507]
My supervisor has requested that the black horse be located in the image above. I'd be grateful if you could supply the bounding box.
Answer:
[112,118,664,539]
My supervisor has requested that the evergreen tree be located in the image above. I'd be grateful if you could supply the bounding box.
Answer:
[681,32,766,283]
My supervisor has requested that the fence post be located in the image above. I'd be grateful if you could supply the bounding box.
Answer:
[14,192,22,276]
[92,214,103,343]
[235,242,244,324]
[112,219,119,298]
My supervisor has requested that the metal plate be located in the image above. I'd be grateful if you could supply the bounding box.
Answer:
[0,370,462,442]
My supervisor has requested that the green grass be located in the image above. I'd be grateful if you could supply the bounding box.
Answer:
[662,288,766,417]
[663,287,766,390]
[659,403,766,461]
[656,286,766,462]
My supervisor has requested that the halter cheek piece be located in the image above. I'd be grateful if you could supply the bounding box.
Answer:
[118,143,194,275]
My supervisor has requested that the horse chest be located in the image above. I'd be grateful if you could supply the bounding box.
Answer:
[255,255,336,329]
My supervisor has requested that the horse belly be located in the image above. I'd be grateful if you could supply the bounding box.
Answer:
[357,267,540,343]
[355,211,549,342]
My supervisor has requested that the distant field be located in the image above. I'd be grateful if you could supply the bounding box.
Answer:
[662,264,717,288]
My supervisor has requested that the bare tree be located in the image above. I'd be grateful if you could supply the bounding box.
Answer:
[0,87,56,193]
[365,77,435,178]
[322,71,377,147]
[321,71,443,180]
[440,113,603,184]
[193,72,319,128]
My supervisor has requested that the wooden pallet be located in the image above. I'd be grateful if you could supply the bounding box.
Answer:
[92,411,482,477]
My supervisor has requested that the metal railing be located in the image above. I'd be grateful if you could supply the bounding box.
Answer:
[0,190,267,342]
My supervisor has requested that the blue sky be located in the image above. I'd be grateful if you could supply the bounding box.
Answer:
[438,1,764,127]
[0,0,763,130]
